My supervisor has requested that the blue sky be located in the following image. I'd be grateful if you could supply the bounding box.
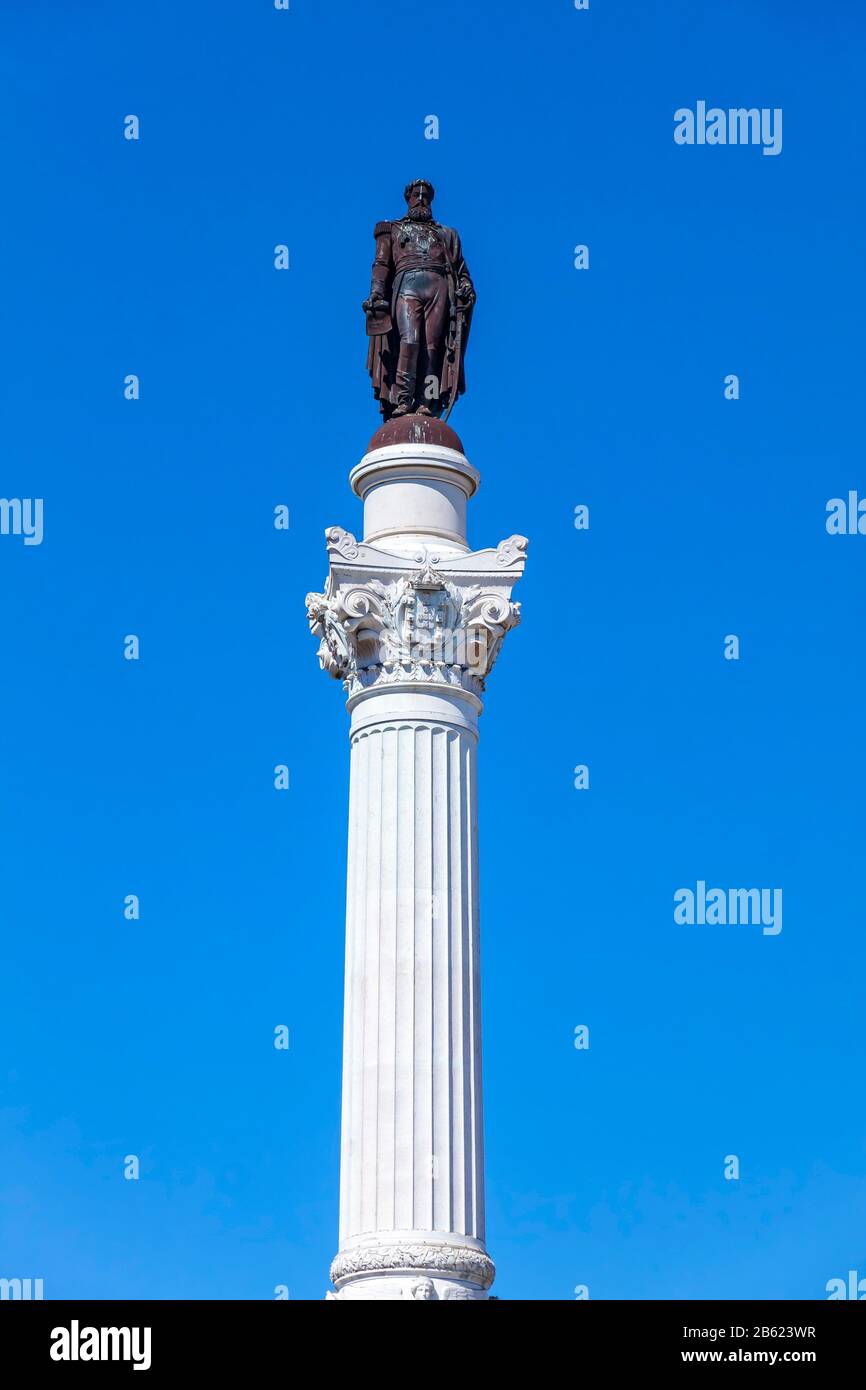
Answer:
[2,0,864,1300]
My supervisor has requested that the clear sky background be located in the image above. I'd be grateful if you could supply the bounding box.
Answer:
[2,0,864,1301]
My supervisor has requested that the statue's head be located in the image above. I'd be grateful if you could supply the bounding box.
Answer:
[410,1278,436,1300]
[404,179,435,222]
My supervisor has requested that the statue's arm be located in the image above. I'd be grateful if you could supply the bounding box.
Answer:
[363,222,393,312]
[450,231,476,306]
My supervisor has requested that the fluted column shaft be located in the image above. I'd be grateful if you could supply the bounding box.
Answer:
[339,688,484,1256]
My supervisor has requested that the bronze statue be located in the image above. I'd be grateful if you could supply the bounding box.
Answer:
[363,180,475,420]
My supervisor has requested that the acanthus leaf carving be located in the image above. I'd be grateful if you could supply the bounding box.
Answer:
[329,1242,495,1289]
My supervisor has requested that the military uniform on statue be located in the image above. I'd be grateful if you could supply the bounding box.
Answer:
[363,179,476,420]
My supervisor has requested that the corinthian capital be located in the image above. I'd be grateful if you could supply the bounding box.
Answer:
[306,533,526,699]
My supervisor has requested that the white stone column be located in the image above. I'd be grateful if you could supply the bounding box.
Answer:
[307,422,526,1301]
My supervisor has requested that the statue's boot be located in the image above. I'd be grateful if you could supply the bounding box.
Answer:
[393,344,419,416]
[416,343,444,417]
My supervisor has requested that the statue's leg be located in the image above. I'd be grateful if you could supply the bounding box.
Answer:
[417,276,449,416]
[393,291,422,415]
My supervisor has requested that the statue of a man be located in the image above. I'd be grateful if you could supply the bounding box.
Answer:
[363,180,475,420]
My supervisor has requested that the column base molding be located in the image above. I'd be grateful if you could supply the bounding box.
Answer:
[329,1236,495,1300]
